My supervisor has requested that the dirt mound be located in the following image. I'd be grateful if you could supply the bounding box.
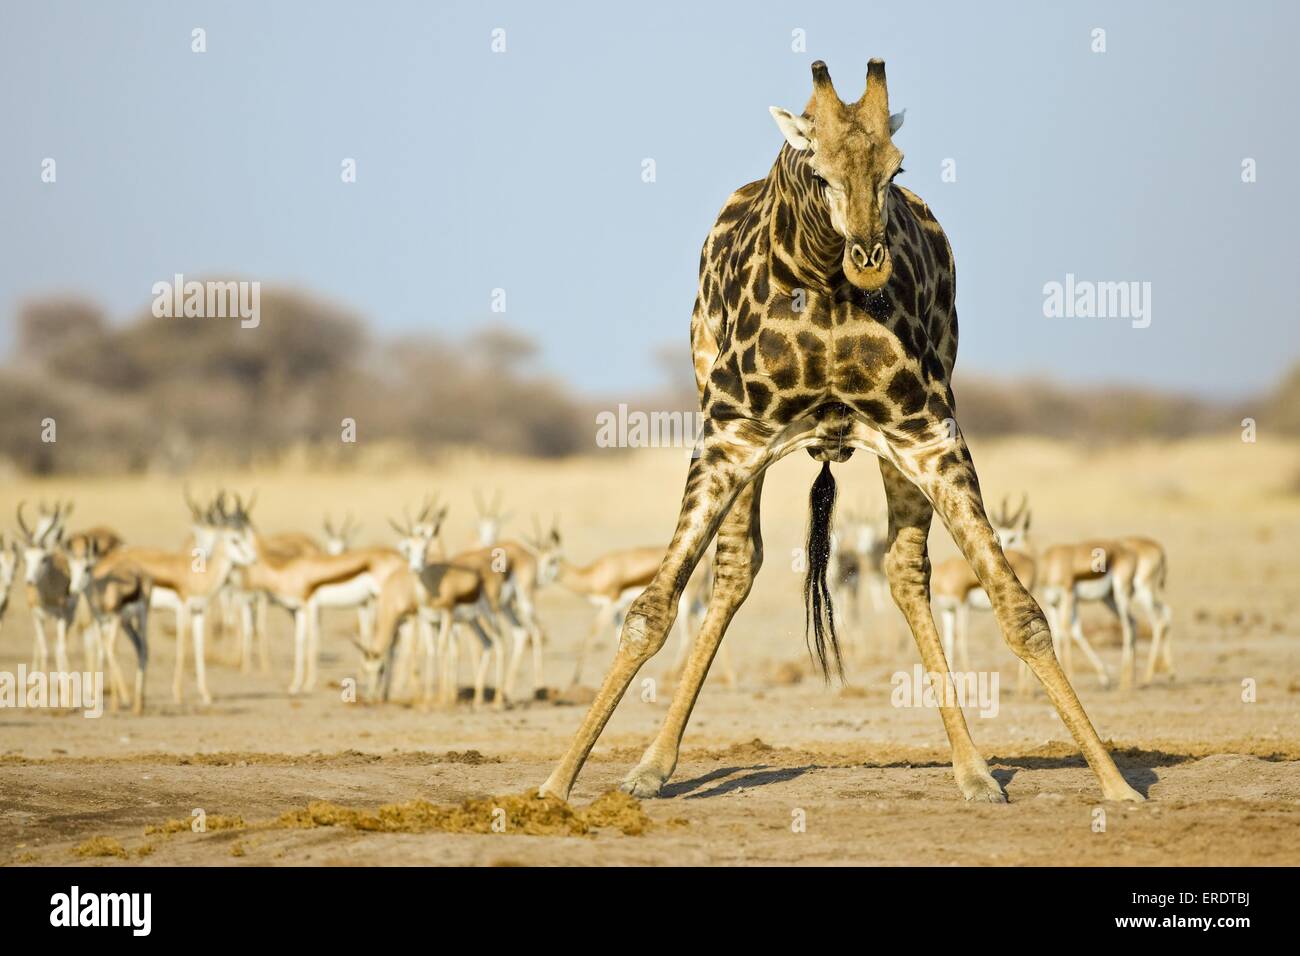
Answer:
[72,836,128,859]
[145,815,246,836]
[272,790,651,837]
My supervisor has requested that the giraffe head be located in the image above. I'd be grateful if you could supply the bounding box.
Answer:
[770,59,905,291]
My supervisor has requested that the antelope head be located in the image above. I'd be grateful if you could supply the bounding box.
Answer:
[391,495,446,572]
[217,491,260,567]
[323,513,359,555]
[770,59,906,291]
[64,533,102,594]
[525,514,564,587]
[16,501,65,586]
[990,493,1032,551]
[184,487,223,559]
[472,489,512,548]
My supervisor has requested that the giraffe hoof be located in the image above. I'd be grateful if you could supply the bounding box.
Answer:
[619,765,668,798]
[958,772,1007,804]
[1104,782,1146,802]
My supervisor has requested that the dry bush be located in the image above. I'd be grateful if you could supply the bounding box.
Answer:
[0,289,588,474]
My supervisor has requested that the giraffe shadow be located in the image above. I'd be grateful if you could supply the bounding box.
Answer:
[663,764,815,799]
[988,763,1158,798]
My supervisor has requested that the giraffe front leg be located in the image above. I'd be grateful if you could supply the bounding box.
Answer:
[893,439,1143,802]
[622,475,765,798]
[540,428,768,802]
[877,460,1005,803]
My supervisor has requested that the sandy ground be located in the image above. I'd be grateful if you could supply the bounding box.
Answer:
[2,435,1299,866]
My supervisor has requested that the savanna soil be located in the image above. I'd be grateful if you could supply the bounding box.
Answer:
[2,436,1298,865]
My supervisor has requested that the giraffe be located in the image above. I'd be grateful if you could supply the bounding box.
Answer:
[540,59,1143,804]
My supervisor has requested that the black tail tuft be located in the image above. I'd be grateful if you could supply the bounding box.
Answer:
[804,460,843,681]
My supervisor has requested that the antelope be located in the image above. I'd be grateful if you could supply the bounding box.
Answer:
[15,502,77,674]
[392,498,559,706]
[492,519,564,702]
[219,494,406,695]
[1120,536,1173,684]
[320,511,376,662]
[391,502,515,709]
[112,495,257,704]
[59,523,125,671]
[360,544,504,709]
[66,535,151,714]
[219,497,333,674]
[557,545,732,688]
[932,494,1037,674]
[1034,535,1172,693]
[0,533,17,635]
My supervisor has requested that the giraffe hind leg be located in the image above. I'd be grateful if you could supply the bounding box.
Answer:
[878,460,1005,803]
[622,476,765,798]
[541,430,765,801]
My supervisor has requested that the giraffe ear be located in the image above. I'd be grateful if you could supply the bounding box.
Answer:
[889,110,905,135]
[769,106,813,150]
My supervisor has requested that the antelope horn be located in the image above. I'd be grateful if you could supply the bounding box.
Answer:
[323,514,336,537]
[183,482,202,520]
[16,501,33,543]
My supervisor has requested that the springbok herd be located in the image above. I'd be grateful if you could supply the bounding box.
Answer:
[0,489,1170,716]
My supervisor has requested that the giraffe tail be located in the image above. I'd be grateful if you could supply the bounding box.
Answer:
[804,461,843,681]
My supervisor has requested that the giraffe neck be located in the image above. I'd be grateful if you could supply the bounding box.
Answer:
[765,144,844,287]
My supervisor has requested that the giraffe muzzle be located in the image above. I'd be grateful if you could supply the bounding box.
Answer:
[844,239,892,290]
[850,242,886,270]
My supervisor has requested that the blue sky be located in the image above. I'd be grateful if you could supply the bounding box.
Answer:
[2,0,1296,398]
